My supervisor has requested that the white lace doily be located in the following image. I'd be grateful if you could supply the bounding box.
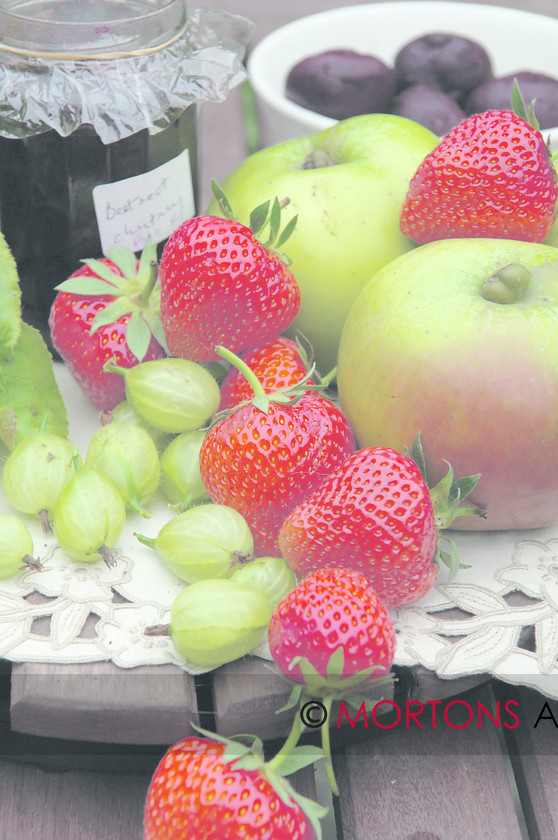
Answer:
[1,363,558,698]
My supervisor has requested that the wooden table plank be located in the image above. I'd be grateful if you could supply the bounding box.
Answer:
[211,655,396,741]
[332,683,525,840]
[0,753,323,840]
[0,758,152,840]
[495,682,558,840]
[10,662,199,745]
[211,658,490,742]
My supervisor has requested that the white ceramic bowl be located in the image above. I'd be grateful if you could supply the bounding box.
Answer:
[248,1,558,147]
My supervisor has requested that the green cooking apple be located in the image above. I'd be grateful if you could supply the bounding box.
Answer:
[208,114,438,372]
[337,237,558,531]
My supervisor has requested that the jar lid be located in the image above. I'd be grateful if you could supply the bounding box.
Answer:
[0,5,254,142]
[0,0,187,58]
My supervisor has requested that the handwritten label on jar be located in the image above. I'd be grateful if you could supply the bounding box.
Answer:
[92,149,195,255]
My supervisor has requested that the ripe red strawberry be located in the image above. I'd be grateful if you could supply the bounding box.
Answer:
[278,444,482,608]
[199,347,355,555]
[144,735,317,840]
[218,337,314,411]
[400,109,558,244]
[268,567,396,689]
[49,241,166,410]
[159,191,300,362]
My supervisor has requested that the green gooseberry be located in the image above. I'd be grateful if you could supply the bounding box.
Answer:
[1,432,78,532]
[230,556,297,607]
[135,503,253,584]
[169,578,273,667]
[0,514,41,578]
[160,429,210,511]
[53,465,126,567]
[105,357,220,433]
[108,400,172,452]
[85,422,161,518]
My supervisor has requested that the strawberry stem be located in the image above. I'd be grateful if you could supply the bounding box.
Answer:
[318,365,337,388]
[319,695,338,796]
[266,708,305,774]
[136,259,159,306]
[215,345,267,400]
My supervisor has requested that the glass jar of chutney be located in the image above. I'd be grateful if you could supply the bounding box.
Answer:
[0,1,252,346]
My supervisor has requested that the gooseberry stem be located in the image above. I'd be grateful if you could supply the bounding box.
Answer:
[98,544,117,568]
[229,550,253,569]
[134,532,157,549]
[39,509,52,534]
[20,555,43,572]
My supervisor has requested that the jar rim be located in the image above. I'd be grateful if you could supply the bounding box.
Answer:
[0,0,187,56]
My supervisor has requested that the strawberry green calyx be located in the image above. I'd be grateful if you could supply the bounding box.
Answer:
[511,78,540,132]
[214,345,317,415]
[282,647,393,702]
[210,179,298,264]
[405,433,484,579]
[53,238,168,362]
[511,79,558,191]
[481,263,532,304]
[190,723,328,840]
[270,647,394,796]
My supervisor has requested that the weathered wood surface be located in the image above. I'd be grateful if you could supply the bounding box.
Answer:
[332,682,527,840]
[0,749,320,840]
[9,655,490,745]
[9,661,199,744]
[211,658,490,742]
[0,758,154,840]
[6,684,557,840]
[495,682,558,840]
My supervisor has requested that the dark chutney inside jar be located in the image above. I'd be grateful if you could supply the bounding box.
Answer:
[0,106,198,351]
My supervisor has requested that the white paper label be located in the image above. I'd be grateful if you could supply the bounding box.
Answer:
[92,148,195,255]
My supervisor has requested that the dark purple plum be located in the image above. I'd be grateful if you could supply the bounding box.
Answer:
[466,71,558,130]
[394,33,492,101]
[285,49,396,120]
[391,84,466,135]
